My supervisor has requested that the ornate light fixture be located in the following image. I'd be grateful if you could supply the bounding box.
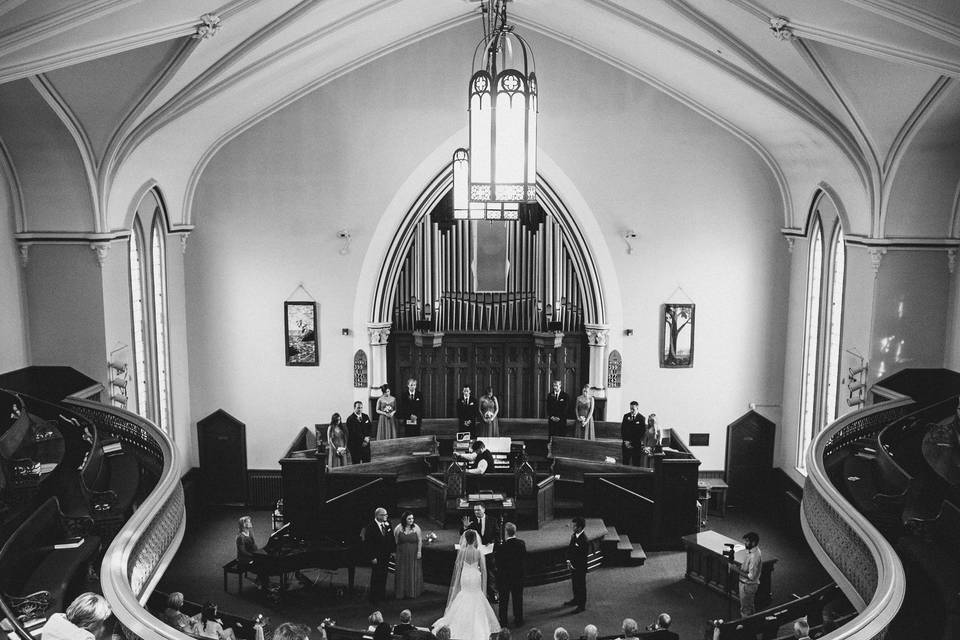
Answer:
[453,0,537,220]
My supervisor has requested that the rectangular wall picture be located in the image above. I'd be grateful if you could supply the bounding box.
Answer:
[284,301,319,366]
[661,303,695,368]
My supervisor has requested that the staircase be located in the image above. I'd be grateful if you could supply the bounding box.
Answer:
[601,522,646,566]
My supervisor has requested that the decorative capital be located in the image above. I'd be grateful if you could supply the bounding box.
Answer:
[867,247,886,275]
[90,242,110,267]
[769,16,795,41]
[194,13,222,40]
[584,323,610,347]
[367,322,391,346]
[949,248,957,275]
[179,233,189,255]
[785,237,796,253]
[17,244,29,268]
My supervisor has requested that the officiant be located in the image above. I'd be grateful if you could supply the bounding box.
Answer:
[461,503,500,601]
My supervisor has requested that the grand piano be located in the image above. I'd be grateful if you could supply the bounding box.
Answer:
[249,522,357,595]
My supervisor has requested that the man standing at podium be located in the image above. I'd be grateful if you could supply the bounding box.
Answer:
[546,380,569,438]
[398,378,424,437]
[737,531,762,617]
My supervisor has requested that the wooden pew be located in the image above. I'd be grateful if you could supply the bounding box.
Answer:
[548,436,622,463]
[369,435,438,459]
[0,497,101,619]
[551,455,642,481]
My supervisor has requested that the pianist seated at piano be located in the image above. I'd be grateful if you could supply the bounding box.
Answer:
[454,440,494,475]
[236,516,276,592]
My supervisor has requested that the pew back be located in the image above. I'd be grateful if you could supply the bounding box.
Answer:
[369,435,438,458]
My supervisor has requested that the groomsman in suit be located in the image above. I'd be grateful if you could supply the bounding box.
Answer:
[362,507,395,603]
[564,516,588,613]
[620,401,645,466]
[462,502,500,600]
[397,378,424,437]
[546,380,569,438]
[346,401,372,463]
[495,522,527,627]
[456,384,479,437]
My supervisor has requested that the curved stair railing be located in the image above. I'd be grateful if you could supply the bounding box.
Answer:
[801,395,913,639]
[64,398,193,640]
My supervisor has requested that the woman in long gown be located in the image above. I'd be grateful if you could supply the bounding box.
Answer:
[432,529,500,640]
[326,413,351,467]
[376,384,397,440]
[575,384,595,440]
[478,387,500,438]
[393,511,423,598]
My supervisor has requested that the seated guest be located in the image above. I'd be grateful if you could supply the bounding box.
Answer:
[617,619,639,640]
[273,623,311,640]
[792,618,812,640]
[526,630,542,640]
[41,593,112,640]
[393,610,415,635]
[161,592,192,632]
[434,627,451,640]
[368,612,384,632]
[194,602,236,640]
[640,614,677,640]
[236,515,273,591]
[456,439,494,475]
[554,628,570,640]
[582,625,599,640]
[498,630,512,640]
[372,622,392,640]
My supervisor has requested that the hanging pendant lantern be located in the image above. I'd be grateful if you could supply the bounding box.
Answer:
[456,1,537,220]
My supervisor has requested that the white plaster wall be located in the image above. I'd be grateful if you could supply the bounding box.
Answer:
[777,234,809,486]
[187,27,789,470]
[870,250,951,379]
[23,244,106,382]
[0,173,27,372]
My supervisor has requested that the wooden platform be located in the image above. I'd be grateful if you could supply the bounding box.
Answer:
[420,518,607,587]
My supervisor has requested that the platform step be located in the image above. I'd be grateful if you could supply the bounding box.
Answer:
[603,526,620,543]
[617,534,633,552]
[630,543,647,565]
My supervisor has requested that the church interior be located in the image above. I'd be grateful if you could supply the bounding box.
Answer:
[2,1,960,640]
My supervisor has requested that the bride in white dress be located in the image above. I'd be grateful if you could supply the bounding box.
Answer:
[432,529,501,640]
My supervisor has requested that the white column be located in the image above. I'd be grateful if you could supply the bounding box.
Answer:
[584,323,610,391]
[367,322,391,391]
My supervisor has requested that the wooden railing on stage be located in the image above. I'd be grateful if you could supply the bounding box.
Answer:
[801,395,913,639]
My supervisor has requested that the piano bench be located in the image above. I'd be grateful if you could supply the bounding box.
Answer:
[222,559,253,593]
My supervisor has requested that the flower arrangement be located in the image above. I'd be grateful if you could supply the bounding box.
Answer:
[483,411,495,421]
[424,531,438,544]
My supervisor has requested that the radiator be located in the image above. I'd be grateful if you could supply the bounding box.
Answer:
[247,470,282,508]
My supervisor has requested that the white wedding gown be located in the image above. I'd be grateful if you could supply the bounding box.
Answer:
[432,561,500,640]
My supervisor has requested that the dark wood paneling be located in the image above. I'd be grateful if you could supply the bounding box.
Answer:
[197,409,248,505]
[389,333,587,418]
[725,411,776,507]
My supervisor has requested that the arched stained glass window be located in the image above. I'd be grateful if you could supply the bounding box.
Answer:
[797,218,824,473]
[607,350,622,388]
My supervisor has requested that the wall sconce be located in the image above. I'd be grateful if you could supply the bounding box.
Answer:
[337,229,351,255]
[624,230,638,255]
[624,329,633,336]
[341,328,350,336]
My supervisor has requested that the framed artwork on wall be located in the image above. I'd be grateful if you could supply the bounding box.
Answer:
[661,303,695,368]
[284,301,319,366]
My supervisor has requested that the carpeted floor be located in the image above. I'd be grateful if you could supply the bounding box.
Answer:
[158,502,831,640]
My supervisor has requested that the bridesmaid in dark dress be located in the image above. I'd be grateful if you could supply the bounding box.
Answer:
[478,387,500,438]
[392,511,423,598]
[376,384,397,440]
[326,413,352,467]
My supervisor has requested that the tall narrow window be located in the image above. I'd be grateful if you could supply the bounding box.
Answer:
[796,194,847,474]
[824,227,846,425]
[128,189,172,434]
[797,219,824,473]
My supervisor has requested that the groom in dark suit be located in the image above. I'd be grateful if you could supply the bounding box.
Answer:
[495,522,526,626]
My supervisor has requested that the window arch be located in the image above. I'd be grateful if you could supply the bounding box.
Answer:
[128,189,172,434]
[796,195,847,473]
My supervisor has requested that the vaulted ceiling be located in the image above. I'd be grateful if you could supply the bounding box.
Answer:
[1,0,958,241]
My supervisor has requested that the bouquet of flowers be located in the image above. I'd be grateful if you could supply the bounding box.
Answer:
[424,531,438,544]
[336,446,347,458]
[484,411,495,422]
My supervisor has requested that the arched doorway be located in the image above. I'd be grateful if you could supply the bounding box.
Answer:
[370,166,607,419]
